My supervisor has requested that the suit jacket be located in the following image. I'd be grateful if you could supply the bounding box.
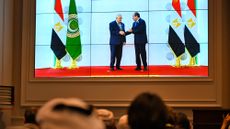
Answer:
[109,21,126,45]
[126,18,148,44]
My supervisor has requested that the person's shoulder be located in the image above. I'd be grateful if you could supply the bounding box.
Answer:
[140,18,145,23]
[110,21,116,25]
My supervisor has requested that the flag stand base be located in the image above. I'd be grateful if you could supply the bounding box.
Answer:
[173,56,182,68]
[54,59,63,69]
[68,59,79,69]
[188,56,196,66]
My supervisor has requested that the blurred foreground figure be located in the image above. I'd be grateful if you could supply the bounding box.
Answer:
[221,114,230,129]
[24,108,39,129]
[174,112,191,129]
[5,108,39,129]
[97,109,116,129]
[128,92,168,129]
[117,115,130,129]
[36,98,105,129]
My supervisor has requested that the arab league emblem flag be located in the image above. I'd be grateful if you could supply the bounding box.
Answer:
[66,0,82,69]
[50,0,67,69]
[168,0,185,67]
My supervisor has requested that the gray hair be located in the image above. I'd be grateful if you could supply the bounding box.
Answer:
[116,14,122,19]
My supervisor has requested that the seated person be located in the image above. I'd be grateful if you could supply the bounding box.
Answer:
[23,108,39,129]
[117,115,130,129]
[128,92,168,129]
[36,98,105,129]
[165,107,176,129]
[5,108,39,129]
[174,112,191,129]
[97,109,116,129]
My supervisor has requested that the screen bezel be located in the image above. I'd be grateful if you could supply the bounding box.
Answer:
[31,0,212,82]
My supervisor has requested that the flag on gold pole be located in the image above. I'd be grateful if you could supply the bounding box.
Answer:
[184,0,200,66]
[168,0,185,67]
[66,0,82,69]
[50,0,67,69]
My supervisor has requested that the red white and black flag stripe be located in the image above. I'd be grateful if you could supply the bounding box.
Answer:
[50,0,66,60]
[184,0,200,58]
[168,0,185,58]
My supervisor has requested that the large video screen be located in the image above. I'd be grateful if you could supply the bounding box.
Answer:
[35,0,208,77]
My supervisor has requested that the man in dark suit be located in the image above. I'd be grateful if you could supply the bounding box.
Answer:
[109,14,126,71]
[126,12,148,71]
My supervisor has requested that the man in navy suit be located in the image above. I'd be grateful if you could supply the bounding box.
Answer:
[109,14,126,71]
[126,12,148,71]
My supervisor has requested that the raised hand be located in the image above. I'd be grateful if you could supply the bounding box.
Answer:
[221,114,230,129]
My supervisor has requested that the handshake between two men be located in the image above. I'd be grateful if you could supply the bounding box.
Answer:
[119,29,133,36]
[109,12,148,71]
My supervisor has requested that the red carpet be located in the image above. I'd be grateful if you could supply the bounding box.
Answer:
[35,65,208,77]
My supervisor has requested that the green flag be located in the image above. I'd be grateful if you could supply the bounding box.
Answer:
[66,0,82,60]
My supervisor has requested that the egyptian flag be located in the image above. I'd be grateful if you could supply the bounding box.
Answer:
[50,0,67,60]
[168,0,185,57]
[168,26,185,57]
[184,26,200,57]
[66,0,82,61]
[184,0,200,57]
